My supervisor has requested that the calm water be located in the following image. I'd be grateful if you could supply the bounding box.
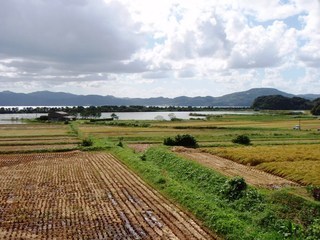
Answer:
[100,111,254,120]
[0,111,255,124]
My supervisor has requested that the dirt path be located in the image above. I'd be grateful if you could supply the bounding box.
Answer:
[0,151,216,239]
[172,147,298,188]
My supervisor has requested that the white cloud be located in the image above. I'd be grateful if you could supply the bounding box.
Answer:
[229,21,297,68]
[0,0,319,97]
[0,0,146,73]
[296,0,320,67]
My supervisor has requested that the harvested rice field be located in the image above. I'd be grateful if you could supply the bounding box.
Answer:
[0,151,216,239]
[0,124,79,153]
[0,124,71,137]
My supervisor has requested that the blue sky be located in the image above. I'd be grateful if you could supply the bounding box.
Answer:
[0,0,319,97]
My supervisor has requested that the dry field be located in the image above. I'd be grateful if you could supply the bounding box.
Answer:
[0,124,79,153]
[0,124,70,137]
[0,151,215,239]
[78,125,186,142]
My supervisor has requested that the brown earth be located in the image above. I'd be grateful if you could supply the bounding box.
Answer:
[172,147,298,188]
[128,144,154,153]
[0,151,216,239]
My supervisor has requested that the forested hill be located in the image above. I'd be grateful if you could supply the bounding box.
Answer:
[251,95,318,110]
[0,88,319,107]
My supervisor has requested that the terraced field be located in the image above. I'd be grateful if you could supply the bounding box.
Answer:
[0,151,215,239]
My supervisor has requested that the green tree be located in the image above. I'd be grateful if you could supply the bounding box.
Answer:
[232,135,251,145]
[311,99,320,115]
[163,134,198,148]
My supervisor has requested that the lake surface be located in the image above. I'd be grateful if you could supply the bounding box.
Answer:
[101,111,254,120]
[0,111,255,124]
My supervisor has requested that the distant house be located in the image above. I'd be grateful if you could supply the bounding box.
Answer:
[48,111,75,121]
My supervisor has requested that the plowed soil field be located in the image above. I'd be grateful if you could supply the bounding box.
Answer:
[0,151,215,239]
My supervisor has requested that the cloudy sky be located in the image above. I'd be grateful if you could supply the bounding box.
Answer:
[0,0,319,97]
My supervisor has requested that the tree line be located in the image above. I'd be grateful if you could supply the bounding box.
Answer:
[0,105,249,114]
[251,95,320,115]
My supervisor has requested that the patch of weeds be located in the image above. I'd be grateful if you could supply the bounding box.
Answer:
[306,219,320,240]
[232,188,265,212]
[275,220,304,239]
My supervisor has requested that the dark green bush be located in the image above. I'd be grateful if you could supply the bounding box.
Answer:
[140,153,146,161]
[81,138,93,147]
[221,177,247,200]
[232,135,251,145]
[163,134,198,148]
[163,137,176,146]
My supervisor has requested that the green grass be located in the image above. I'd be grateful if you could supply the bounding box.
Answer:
[111,145,320,240]
[78,112,320,147]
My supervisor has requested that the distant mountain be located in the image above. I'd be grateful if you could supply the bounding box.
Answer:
[0,88,318,107]
[206,88,294,106]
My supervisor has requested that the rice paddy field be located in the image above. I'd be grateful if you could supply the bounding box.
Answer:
[0,122,217,239]
[78,113,320,187]
[0,124,80,153]
[204,145,320,185]
[78,114,320,146]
